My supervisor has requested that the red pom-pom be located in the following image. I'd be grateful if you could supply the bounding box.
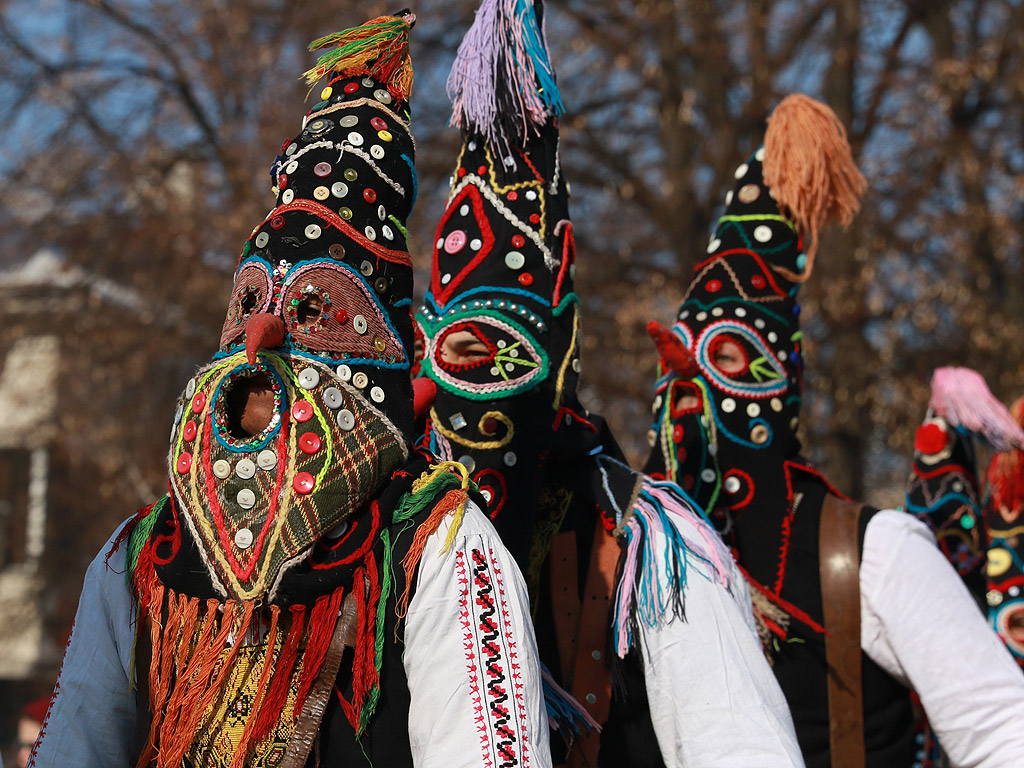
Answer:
[915,422,947,455]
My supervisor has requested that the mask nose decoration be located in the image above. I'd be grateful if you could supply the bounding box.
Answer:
[648,321,698,380]
[245,313,286,364]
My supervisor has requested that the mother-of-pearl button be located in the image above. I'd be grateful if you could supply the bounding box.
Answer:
[298,367,320,389]
[235,458,256,479]
[352,372,368,389]
[213,459,231,479]
[323,387,343,408]
[236,489,256,509]
[234,527,254,549]
[257,449,277,470]
[336,364,352,381]
[370,386,385,403]
[337,409,356,431]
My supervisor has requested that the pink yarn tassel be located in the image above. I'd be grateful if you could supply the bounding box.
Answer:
[929,367,1024,452]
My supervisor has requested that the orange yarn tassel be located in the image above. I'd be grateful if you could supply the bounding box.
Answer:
[397,487,468,617]
[763,94,867,281]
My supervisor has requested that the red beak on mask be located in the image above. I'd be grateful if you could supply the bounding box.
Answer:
[647,321,699,380]
[244,313,286,364]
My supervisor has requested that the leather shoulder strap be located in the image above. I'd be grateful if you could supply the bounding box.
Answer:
[819,493,866,768]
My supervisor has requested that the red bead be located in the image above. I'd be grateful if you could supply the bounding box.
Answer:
[706,279,722,293]
[507,191,518,201]
[292,400,314,423]
[370,117,387,130]
[280,140,291,153]
[529,213,541,224]
[682,474,695,491]
[477,165,488,175]
[511,234,526,248]
[676,446,687,464]
[299,432,322,454]
[483,417,498,434]
[335,310,348,323]
[458,167,467,178]
[915,423,947,455]
[176,452,193,474]
[191,392,207,414]
[363,188,377,203]
[518,273,534,286]
[293,472,316,494]
[751,275,766,289]
[278,174,287,189]
[183,420,198,441]
[673,424,684,443]
[343,82,359,94]
[270,215,285,230]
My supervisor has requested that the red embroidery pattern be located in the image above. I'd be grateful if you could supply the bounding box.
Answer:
[27,618,76,767]
[457,548,530,768]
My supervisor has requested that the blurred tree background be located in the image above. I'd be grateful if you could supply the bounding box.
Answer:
[0,0,1021,717]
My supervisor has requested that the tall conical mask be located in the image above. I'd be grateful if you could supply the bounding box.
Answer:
[646,95,866,527]
[416,0,587,559]
[905,367,1024,607]
[168,14,419,602]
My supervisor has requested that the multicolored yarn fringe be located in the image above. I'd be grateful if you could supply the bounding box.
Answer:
[394,460,471,616]
[929,367,1024,452]
[540,664,600,739]
[763,94,867,281]
[304,15,414,101]
[611,479,733,658]
[447,0,564,157]
[128,558,350,768]
[120,464,470,766]
[987,395,1024,517]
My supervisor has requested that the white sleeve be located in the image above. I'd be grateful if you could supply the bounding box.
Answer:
[29,521,138,768]
[404,500,553,768]
[638,519,805,768]
[861,509,1024,768]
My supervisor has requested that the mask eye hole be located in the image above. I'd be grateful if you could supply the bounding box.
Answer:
[709,336,748,375]
[296,295,324,327]
[440,328,492,366]
[240,287,261,316]
[285,286,332,335]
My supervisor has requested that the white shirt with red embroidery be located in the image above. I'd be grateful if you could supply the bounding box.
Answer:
[28,501,552,768]
[405,503,550,768]
[861,510,1024,768]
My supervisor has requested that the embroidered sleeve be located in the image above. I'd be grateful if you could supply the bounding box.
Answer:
[403,501,551,768]
[29,520,138,768]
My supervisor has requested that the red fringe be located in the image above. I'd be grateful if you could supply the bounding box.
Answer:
[353,554,380,724]
[249,604,307,745]
[987,396,1024,519]
[106,498,159,567]
[294,588,346,716]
